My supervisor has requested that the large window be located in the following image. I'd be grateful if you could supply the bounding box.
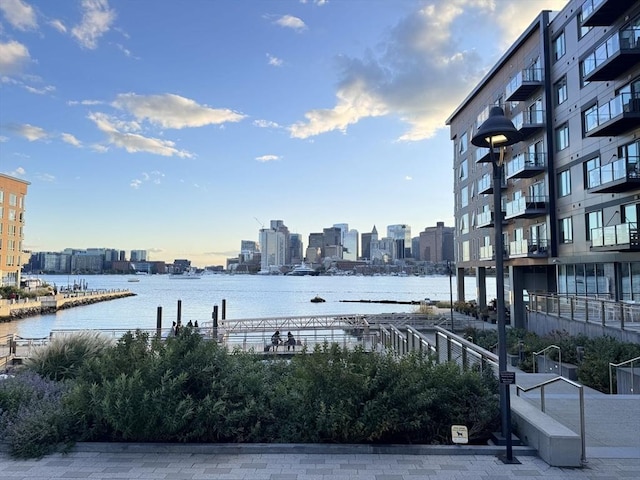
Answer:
[459,159,468,181]
[584,155,600,188]
[577,10,592,39]
[459,131,468,156]
[555,123,569,151]
[553,31,566,62]
[559,217,573,243]
[461,186,469,208]
[558,169,571,197]
[586,210,602,241]
[554,76,567,105]
[583,103,598,134]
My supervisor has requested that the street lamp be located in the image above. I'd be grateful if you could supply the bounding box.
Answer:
[471,106,522,464]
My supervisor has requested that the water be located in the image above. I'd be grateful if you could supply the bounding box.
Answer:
[5,274,495,338]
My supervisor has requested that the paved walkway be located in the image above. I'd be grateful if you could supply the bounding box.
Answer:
[0,445,638,479]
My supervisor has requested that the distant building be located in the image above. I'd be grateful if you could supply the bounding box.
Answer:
[130,250,147,262]
[259,227,286,272]
[419,222,454,263]
[360,226,378,261]
[0,173,29,287]
[387,224,411,259]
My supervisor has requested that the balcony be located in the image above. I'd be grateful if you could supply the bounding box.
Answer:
[509,239,550,258]
[587,156,640,193]
[477,173,506,195]
[583,28,640,82]
[585,93,640,137]
[591,222,639,251]
[505,68,544,102]
[476,210,495,228]
[505,152,546,179]
[475,146,497,164]
[512,109,545,139]
[581,0,636,27]
[479,244,508,261]
[505,195,548,220]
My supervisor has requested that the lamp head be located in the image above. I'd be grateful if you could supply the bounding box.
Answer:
[471,106,522,148]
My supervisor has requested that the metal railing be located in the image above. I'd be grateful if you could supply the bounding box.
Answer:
[529,293,640,332]
[609,355,640,394]
[533,345,562,375]
[516,377,586,465]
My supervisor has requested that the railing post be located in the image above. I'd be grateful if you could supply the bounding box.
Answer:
[579,386,587,464]
[601,301,606,327]
[620,303,625,330]
[540,384,545,412]
[585,298,590,323]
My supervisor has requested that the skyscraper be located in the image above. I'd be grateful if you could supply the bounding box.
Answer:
[387,224,411,259]
[361,225,378,261]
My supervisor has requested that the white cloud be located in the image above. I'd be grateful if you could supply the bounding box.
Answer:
[290,0,566,142]
[24,84,55,95]
[71,0,116,49]
[256,154,280,163]
[0,136,8,142]
[253,119,281,129]
[49,19,67,33]
[405,176,412,181]
[4,166,26,177]
[61,133,82,147]
[38,173,56,182]
[0,40,31,75]
[112,93,246,129]
[267,53,283,67]
[7,123,48,141]
[274,15,306,32]
[68,99,104,106]
[0,0,37,30]
[130,179,142,189]
[88,111,193,158]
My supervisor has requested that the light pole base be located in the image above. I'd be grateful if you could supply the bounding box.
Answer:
[497,453,521,464]
[490,432,522,446]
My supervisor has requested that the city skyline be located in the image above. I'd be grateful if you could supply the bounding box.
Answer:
[0,0,567,267]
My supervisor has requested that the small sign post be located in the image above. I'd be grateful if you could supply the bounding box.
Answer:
[451,425,468,444]
[500,371,516,385]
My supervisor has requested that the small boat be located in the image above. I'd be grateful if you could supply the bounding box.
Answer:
[310,296,326,303]
[127,278,140,283]
[287,262,319,276]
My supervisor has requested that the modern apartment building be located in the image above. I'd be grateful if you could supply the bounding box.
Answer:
[0,174,30,287]
[447,0,640,326]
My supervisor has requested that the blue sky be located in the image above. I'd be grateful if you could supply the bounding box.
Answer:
[0,0,567,267]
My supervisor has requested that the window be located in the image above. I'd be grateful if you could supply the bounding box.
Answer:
[559,217,573,243]
[461,186,469,208]
[459,214,469,235]
[558,170,571,197]
[553,31,566,61]
[584,155,601,188]
[583,104,598,134]
[0,190,3,203]
[554,76,567,105]
[459,131,468,155]
[9,193,17,206]
[459,159,468,181]
[577,10,592,39]
[555,123,569,151]
[8,209,16,221]
[586,210,602,241]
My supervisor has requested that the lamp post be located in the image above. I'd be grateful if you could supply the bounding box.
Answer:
[447,260,454,331]
[471,106,521,464]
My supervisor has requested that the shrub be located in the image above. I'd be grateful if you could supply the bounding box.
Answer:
[0,371,75,458]
[25,331,114,381]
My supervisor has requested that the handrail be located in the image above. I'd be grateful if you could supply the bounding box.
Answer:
[609,355,640,394]
[533,344,561,375]
[516,376,586,465]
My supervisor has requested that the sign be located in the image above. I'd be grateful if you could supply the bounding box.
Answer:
[451,425,468,444]
[500,371,516,385]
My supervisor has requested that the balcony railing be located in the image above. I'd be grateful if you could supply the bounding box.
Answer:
[591,222,639,250]
[583,27,640,81]
[476,210,494,228]
[585,92,640,137]
[479,245,494,261]
[505,68,544,102]
[505,152,546,179]
[505,195,548,219]
[512,109,545,139]
[509,238,549,258]
[587,156,640,193]
[581,0,637,27]
[477,173,506,195]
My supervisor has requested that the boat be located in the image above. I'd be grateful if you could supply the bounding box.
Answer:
[310,296,326,303]
[169,269,202,279]
[127,278,140,283]
[287,262,319,276]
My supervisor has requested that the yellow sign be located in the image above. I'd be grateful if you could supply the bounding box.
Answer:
[451,425,468,444]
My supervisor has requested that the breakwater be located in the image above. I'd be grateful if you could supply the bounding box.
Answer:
[0,290,136,322]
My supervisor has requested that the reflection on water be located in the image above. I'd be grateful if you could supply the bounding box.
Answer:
[7,274,495,339]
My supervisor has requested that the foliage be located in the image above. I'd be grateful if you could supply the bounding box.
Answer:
[25,331,114,381]
[0,371,75,458]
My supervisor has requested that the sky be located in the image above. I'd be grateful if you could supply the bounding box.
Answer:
[0,0,568,267]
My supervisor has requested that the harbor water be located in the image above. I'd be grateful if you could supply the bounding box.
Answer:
[4,274,496,339]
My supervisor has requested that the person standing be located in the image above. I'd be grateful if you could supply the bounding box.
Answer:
[271,330,281,351]
[287,332,296,351]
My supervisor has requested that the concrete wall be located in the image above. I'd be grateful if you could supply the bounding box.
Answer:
[527,311,640,344]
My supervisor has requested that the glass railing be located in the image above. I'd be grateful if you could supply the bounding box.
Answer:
[505,195,548,217]
[512,109,545,130]
[475,147,491,162]
[581,0,606,21]
[591,222,637,247]
[509,238,549,256]
[585,92,640,132]
[587,156,639,188]
[583,27,640,77]
[506,68,544,99]
[477,175,492,192]
[505,152,546,177]
[477,210,493,226]
[479,245,494,260]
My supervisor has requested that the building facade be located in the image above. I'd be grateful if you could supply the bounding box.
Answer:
[0,174,30,287]
[419,221,455,263]
[447,0,640,325]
